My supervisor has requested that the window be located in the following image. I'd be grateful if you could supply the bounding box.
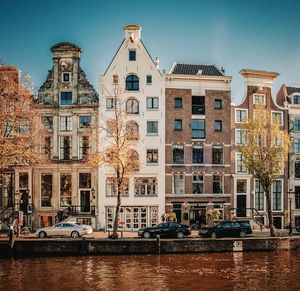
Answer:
[192,119,205,139]
[237,180,247,194]
[255,180,264,211]
[60,174,72,207]
[214,99,222,109]
[19,172,28,188]
[60,116,72,131]
[126,121,139,140]
[272,112,283,125]
[236,153,247,173]
[147,97,158,109]
[272,180,282,211]
[129,50,136,61]
[214,120,222,132]
[134,178,158,196]
[126,98,139,114]
[62,73,70,82]
[173,144,184,164]
[212,146,223,164]
[60,92,72,105]
[175,98,182,108]
[79,116,91,128]
[42,116,53,130]
[41,174,52,207]
[79,173,91,188]
[126,75,139,91]
[60,136,72,160]
[295,118,300,132]
[192,145,203,164]
[174,119,182,131]
[253,94,265,105]
[295,161,300,178]
[19,119,30,135]
[192,175,204,194]
[147,121,158,134]
[79,136,89,159]
[235,129,246,145]
[173,175,184,194]
[295,139,300,153]
[106,98,116,109]
[106,177,129,197]
[213,175,223,194]
[294,95,300,104]
[146,75,152,84]
[295,186,300,209]
[235,109,247,123]
[147,149,158,164]
[42,136,52,159]
[192,96,205,114]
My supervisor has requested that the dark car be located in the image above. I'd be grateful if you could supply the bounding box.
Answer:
[138,222,191,239]
[198,221,252,238]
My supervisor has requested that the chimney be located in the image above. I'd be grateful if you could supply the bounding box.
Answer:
[155,57,160,69]
[124,24,141,42]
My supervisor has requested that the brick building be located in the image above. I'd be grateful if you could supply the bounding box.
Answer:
[165,63,232,225]
[232,69,288,229]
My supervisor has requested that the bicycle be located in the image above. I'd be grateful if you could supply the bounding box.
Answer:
[20,226,30,236]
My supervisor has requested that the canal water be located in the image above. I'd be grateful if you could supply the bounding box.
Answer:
[0,252,299,290]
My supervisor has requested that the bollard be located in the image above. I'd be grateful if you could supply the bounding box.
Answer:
[156,235,161,254]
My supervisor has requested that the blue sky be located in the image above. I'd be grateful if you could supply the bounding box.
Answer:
[1,0,300,102]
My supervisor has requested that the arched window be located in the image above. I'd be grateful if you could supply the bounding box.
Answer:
[127,149,140,171]
[126,75,139,91]
[126,98,139,114]
[126,121,139,140]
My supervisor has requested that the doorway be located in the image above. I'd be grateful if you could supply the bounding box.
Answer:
[80,190,90,213]
[236,195,247,217]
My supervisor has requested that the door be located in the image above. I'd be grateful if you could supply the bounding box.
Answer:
[80,190,90,213]
[236,195,247,217]
[19,190,29,214]
[273,217,282,229]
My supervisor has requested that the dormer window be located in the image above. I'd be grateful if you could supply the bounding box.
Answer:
[294,95,300,104]
[62,73,70,82]
[126,75,139,91]
[129,50,136,61]
[253,94,265,105]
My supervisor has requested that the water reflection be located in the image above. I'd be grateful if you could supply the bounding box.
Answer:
[0,252,299,290]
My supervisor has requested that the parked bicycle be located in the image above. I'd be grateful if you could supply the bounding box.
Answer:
[20,226,30,236]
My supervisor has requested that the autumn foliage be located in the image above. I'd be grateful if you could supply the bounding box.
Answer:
[0,66,40,170]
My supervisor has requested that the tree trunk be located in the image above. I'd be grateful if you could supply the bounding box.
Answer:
[111,185,122,239]
[265,185,275,237]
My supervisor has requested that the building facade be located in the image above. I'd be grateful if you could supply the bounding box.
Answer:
[34,42,99,229]
[98,25,165,231]
[277,84,300,228]
[165,63,232,225]
[232,69,288,229]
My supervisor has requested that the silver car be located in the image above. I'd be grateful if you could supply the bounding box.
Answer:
[35,222,93,238]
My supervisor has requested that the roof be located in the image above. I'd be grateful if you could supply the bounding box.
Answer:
[287,86,300,95]
[239,69,279,79]
[50,42,82,53]
[169,63,225,76]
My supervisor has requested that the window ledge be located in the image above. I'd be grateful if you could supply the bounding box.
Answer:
[146,133,159,136]
[146,108,159,111]
[134,195,158,197]
[146,163,159,166]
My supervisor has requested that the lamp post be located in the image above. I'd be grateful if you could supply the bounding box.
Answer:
[288,189,295,236]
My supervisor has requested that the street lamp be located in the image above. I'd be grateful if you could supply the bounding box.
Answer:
[288,189,295,236]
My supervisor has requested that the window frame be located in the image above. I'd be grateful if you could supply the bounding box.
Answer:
[214,120,222,132]
[129,50,136,61]
[62,73,71,83]
[253,94,266,105]
[174,98,182,108]
[235,108,248,123]
[146,97,158,110]
[191,119,205,140]
[174,119,182,131]
[172,144,184,164]
[172,174,185,194]
[60,92,73,106]
[146,120,158,135]
[146,75,152,85]
[125,75,139,91]
[146,149,158,164]
[214,99,222,109]
[192,175,204,194]
[271,111,283,126]
[212,146,223,165]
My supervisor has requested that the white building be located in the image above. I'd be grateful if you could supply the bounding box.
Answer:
[98,25,165,231]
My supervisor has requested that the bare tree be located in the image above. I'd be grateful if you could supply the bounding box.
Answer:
[239,107,290,236]
[89,86,139,238]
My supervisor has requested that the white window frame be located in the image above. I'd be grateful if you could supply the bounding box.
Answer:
[254,179,265,211]
[235,129,246,145]
[212,174,223,194]
[293,94,300,104]
[294,138,300,154]
[172,174,185,195]
[235,152,247,174]
[271,111,283,126]
[62,72,71,83]
[106,98,116,110]
[272,179,283,212]
[235,108,248,123]
[192,174,204,194]
[146,120,158,135]
[253,94,266,105]
[59,116,72,131]
[146,97,159,110]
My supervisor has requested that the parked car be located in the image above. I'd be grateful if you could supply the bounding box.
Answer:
[35,222,93,238]
[198,221,252,238]
[138,222,191,239]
